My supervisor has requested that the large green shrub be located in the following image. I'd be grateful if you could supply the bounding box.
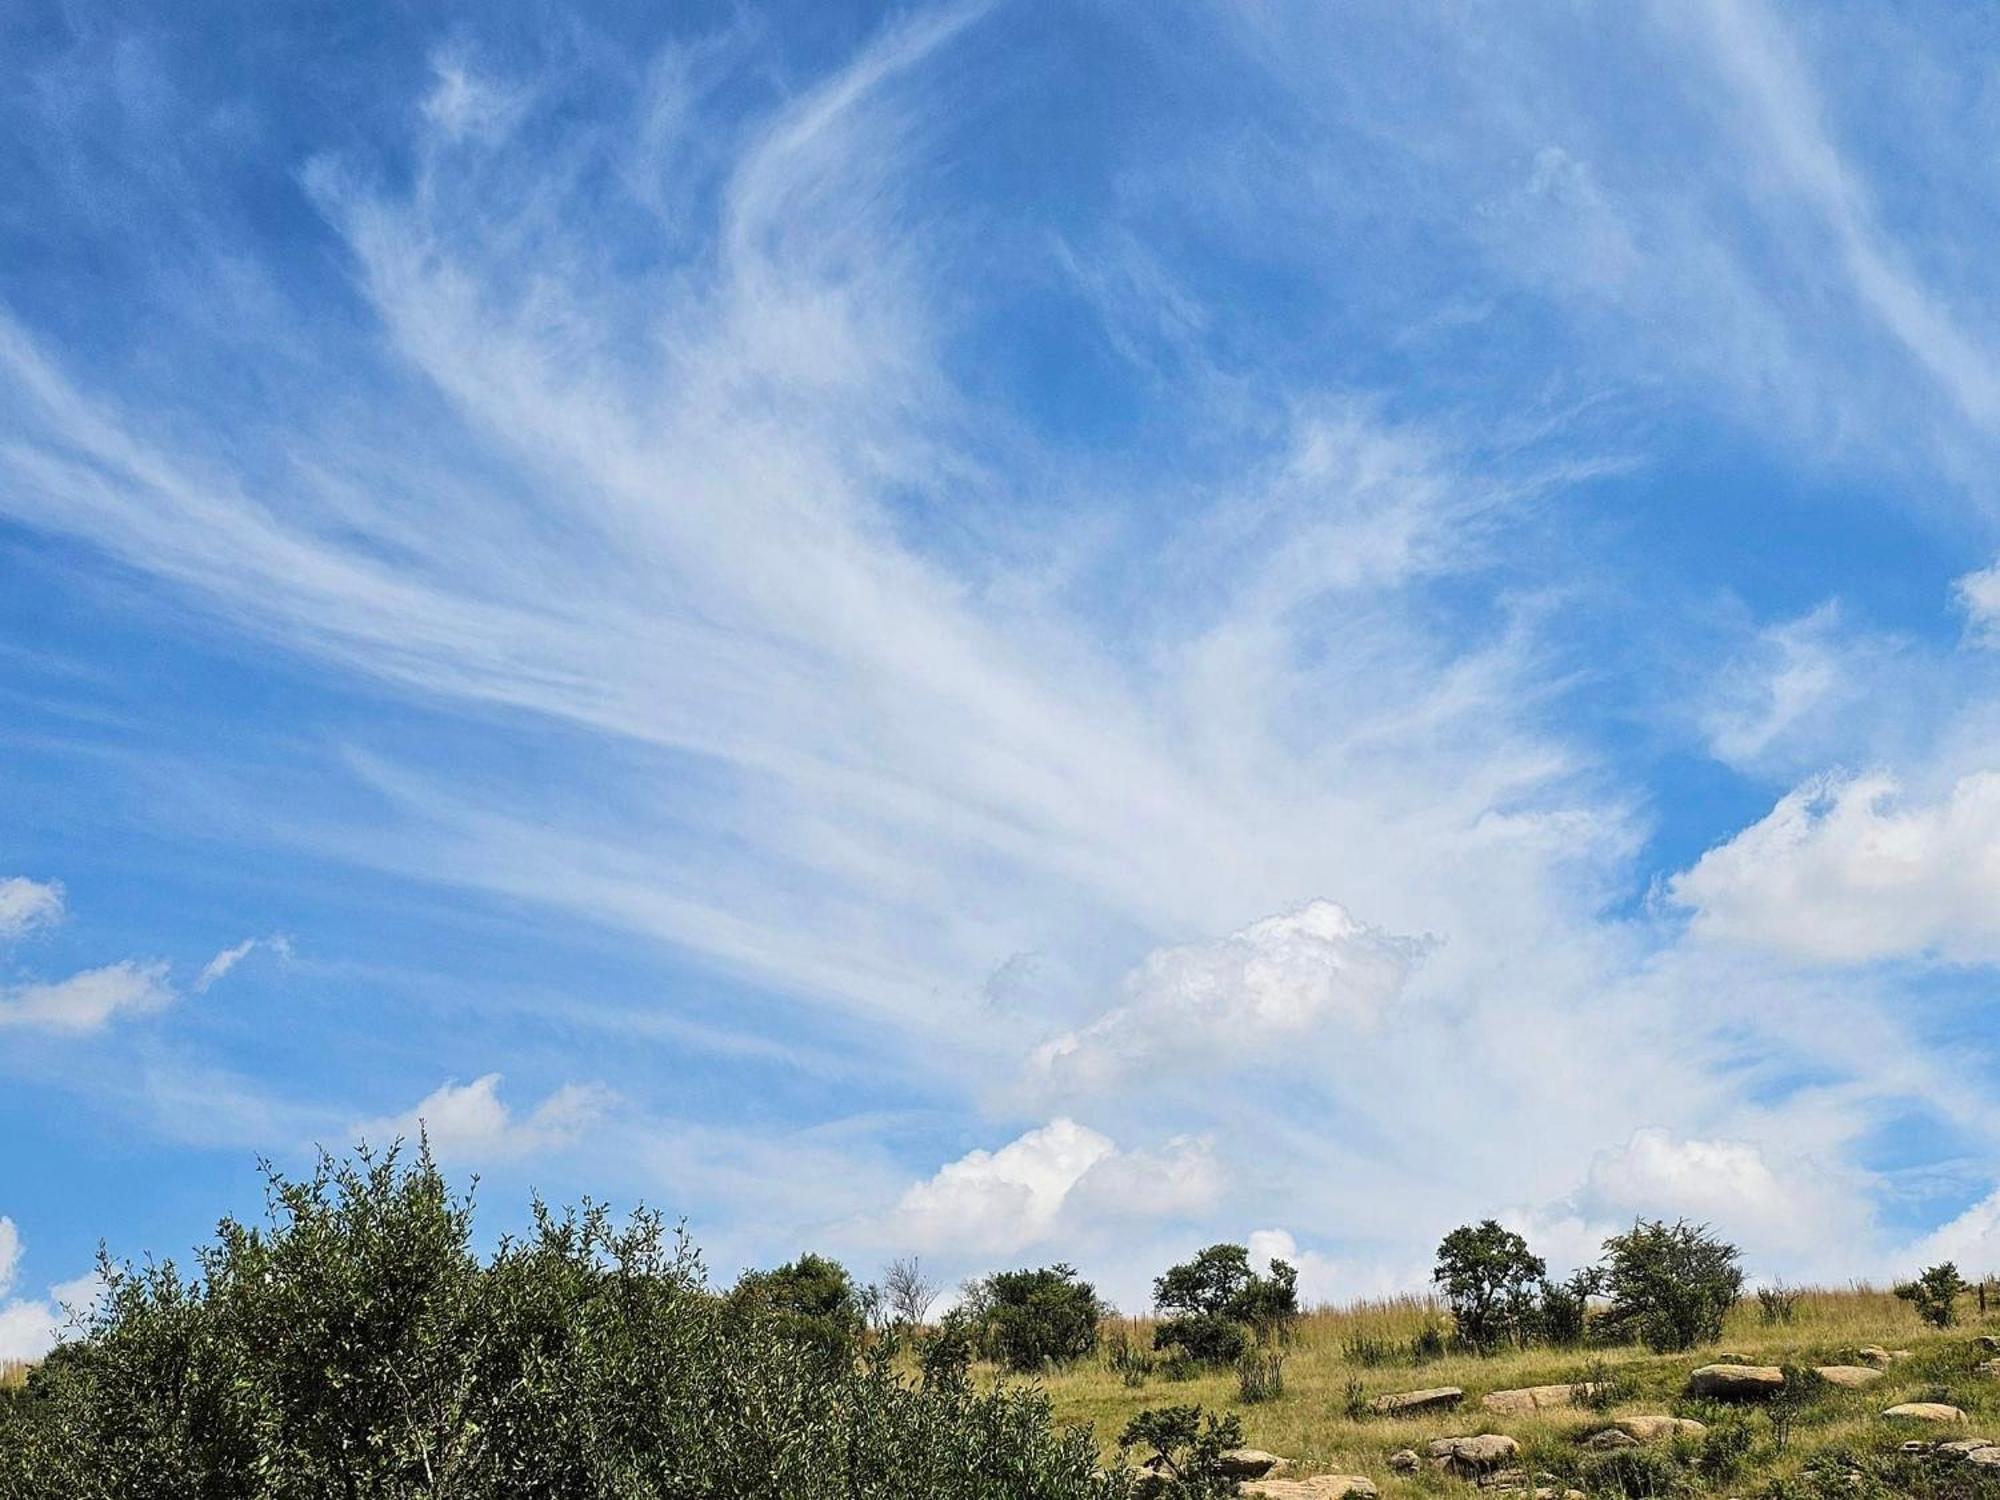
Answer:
[730,1250,866,1360]
[1432,1220,1546,1350]
[963,1264,1105,1372]
[1150,1244,1299,1365]
[1596,1218,1744,1352]
[1894,1262,1968,1328]
[0,1146,1126,1500]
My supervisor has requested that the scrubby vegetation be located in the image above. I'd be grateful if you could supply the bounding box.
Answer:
[10,1164,2000,1499]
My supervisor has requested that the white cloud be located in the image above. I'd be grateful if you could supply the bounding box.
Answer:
[1955,561,2000,644]
[196,933,291,992]
[0,960,173,1033]
[1579,1128,1854,1256]
[1246,1227,1342,1308]
[870,1120,1218,1258]
[351,1073,614,1163]
[0,877,63,942]
[1029,901,1427,1095]
[1671,770,2000,963]
[1699,604,1851,770]
[0,1218,102,1364]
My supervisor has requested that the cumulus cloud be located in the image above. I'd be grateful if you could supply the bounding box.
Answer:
[871,1119,1218,1258]
[0,877,63,942]
[1246,1227,1342,1307]
[0,1218,102,1363]
[1577,1128,1856,1257]
[0,960,174,1033]
[1670,770,2000,963]
[1028,901,1428,1094]
[350,1073,614,1162]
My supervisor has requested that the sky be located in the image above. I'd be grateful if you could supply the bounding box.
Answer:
[9,0,2000,1351]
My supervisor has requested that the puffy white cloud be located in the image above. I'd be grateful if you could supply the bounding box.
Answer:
[0,960,173,1033]
[1955,561,2000,643]
[0,877,63,943]
[872,1119,1219,1258]
[1670,770,2000,963]
[1246,1227,1342,1308]
[0,1218,103,1364]
[351,1074,614,1163]
[1028,901,1427,1094]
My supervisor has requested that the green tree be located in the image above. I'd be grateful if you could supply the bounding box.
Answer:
[1150,1244,1300,1365]
[1118,1405,1244,1500]
[964,1264,1105,1371]
[730,1250,865,1361]
[0,1145,1127,1500]
[1894,1262,1968,1328]
[1432,1220,1546,1350]
[1596,1218,1744,1352]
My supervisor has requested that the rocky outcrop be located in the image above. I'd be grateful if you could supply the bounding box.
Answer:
[1581,1429,1638,1452]
[1367,1386,1463,1416]
[1884,1402,1967,1423]
[1614,1416,1705,1442]
[1814,1365,1884,1388]
[1687,1363,1785,1399]
[1242,1478,1378,1500]
[1858,1345,1913,1366]
[1426,1434,1520,1477]
[1219,1449,1290,1479]
[1480,1383,1597,1415]
[1387,1449,1420,1473]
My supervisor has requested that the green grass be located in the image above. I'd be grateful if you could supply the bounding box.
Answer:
[1031,1287,2000,1494]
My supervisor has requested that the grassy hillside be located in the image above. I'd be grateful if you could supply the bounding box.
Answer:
[1038,1286,2000,1494]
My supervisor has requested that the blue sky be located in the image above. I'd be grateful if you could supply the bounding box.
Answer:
[9,0,2000,1344]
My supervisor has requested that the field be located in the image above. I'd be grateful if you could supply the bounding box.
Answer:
[1038,1287,2000,1494]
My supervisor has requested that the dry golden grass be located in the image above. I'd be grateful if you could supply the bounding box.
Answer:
[0,1360,27,1391]
[1029,1286,2000,1494]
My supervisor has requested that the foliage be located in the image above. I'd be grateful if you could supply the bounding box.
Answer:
[1895,1261,1969,1328]
[965,1264,1105,1372]
[1235,1350,1283,1404]
[1767,1363,1826,1453]
[1118,1405,1243,1500]
[883,1256,940,1327]
[1757,1281,1802,1325]
[0,1146,1123,1500]
[1578,1444,1690,1499]
[1595,1218,1744,1352]
[1105,1328,1154,1388]
[1150,1244,1298,1365]
[1152,1311,1248,1367]
[1408,1321,1447,1363]
[1432,1220,1547,1350]
[730,1249,866,1360]
[1537,1266,1602,1346]
[1694,1414,1753,1484]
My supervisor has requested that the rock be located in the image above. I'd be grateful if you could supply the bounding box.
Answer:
[1425,1434,1520,1476]
[1937,1439,1998,1459]
[1581,1429,1640,1451]
[1815,1365,1885,1388]
[1968,1447,2000,1468]
[1368,1385,1463,1416]
[1243,1478,1378,1500]
[1219,1449,1290,1479]
[1858,1345,1912,1366]
[1884,1403,1967,1423]
[1481,1383,1597,1415]
[1977,1335,2000,1352]
[1688,1364,1786,1400]
[1387,1449,1420,1473]
[1614,1416,1706,1443]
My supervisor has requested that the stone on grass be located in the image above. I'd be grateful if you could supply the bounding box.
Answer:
[1387,1449,1420,1473]
[1243,1477,1378,1500]
[1814,1365,1884,1388]
[1977,1334,2000,1352]
[1688,1364,1785,1400]
[1581,1429,1639,1452]
[1884,1402,1967,1423]
[1425,1434,1519,1476]
[1368,1386,1462,1416]
[1937,1439,1998,1459]
[1968,1447,2000,1468]
[1219,1450,1290,1479]
[1481,1383,1597,1415]
[1615,1416,1705,1442]
[1858,1346,1912,1366]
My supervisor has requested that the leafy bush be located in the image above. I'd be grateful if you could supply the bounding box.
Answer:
[1895,1261,1969,1328]
[1119,1406,1243,1500]
[1579,1444,1688,1498]
[1537,1266,1602,1346]
[1153,1311,1248,1367]
[1596,1218,1744,1352]
[965,1264,1106,1372]
[1409,1321,1448,1363]
[1340,1332,1395,1366]
[731,1250,866,1360]
[1432,1220,1546,1350]
[1106,1328,1154,1388]
[0,1146,1124,1500]
[1768,1364,1827,1453]
[1150,1244,1297,1365]
[1695,1414,1753,1484]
